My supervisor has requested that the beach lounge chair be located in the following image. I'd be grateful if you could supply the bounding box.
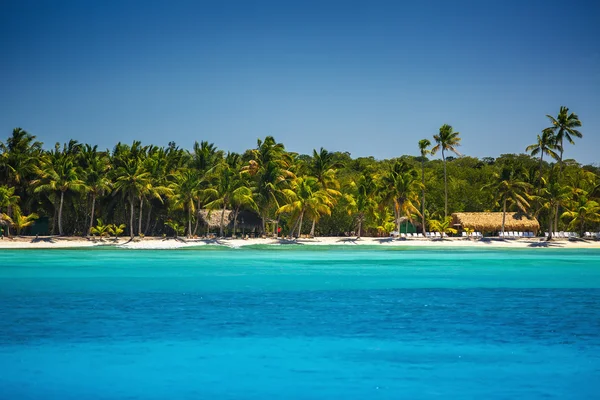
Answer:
[417,233,424,238]
[434,232,441,238]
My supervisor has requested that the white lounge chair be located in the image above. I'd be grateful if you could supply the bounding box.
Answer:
[434,232,441,238]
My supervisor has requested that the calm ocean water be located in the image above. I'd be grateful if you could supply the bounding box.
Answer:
[1,246,599,399]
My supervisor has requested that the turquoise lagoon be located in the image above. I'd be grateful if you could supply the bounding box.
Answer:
[1,246,599,399]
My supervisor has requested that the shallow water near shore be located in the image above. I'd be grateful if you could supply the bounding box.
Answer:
[1,247,600,399]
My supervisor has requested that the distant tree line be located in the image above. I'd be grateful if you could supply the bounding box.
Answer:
[1,106,599,239]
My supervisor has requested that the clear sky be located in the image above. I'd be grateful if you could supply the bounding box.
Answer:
[1,0,599,164]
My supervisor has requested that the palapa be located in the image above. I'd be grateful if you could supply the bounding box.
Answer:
[452,212,539,233]
[198,209,233,228]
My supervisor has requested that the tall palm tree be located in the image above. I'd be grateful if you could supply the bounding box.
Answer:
[169,169,201,238]
[526,128,559,193]
[81,145,112,236]
[431,124,461,218]
[546,106,582,169]
[485,167,532,236]
[545,106,583,232]
[112,158,151,239]
[418,139,431,234]
[244,137,294,233]
[379,161,423,234]
[33,149,85,236]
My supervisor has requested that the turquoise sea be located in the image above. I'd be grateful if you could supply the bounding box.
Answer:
[1,246,600,399]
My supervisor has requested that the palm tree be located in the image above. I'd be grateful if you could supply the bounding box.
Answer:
[345,171,377,238]
[545,107,583,232]
[546,106,582,169]
[540,168,572,240]
[278,176,337,238]
[561,197,600,237]
[379,161,423,234]
[0,185,20,236]
[431,124,462,218]
[526,128,559,193]
[112,158,151,239]
[33,149,85,236]
[427,216,457,237]
[418,139,431,234]
[81,145,112,236]
[169,169,201,238]
[0,128,43,189]
[244,137,294,233]
[1,208,39,236]
[485,167,532,236]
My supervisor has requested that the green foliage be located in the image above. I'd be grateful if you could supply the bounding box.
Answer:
[0,110,598,238]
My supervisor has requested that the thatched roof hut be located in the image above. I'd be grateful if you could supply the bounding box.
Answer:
[452,212,540,233]
[198,209,233,228]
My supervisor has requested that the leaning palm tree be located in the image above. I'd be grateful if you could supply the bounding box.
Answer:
[526,128,559,193]
[345,171,377,238]
[431,124,461,218]
[418,139,431,234]
[33,150,85,236]
[378,161,423,235]
[278,176,337,238]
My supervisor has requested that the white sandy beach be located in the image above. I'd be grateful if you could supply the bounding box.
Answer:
[1,236,599,249]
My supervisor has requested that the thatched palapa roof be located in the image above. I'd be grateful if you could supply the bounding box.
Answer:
[198,209,233,228]
[452,212,540,233]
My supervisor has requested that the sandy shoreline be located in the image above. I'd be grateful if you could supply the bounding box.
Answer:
[1,235,599,249]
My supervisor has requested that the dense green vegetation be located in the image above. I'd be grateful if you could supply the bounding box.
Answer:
[1,107,599,239]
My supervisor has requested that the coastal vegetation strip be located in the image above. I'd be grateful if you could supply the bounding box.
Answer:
[1,106,599,241]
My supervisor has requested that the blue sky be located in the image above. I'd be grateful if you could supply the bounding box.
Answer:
[1,0,599,164]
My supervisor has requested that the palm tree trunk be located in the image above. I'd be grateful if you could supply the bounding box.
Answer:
[219,207,226,237]
[555,146,564,233]
[547,209,553,241]
[537,153,544,195]
[395,201,401,234]
[421,159,426,235]
[188,207,192,238]
[138,198,143,237]
[310,219,316,237]
[501,198,507,236]
[297,211,304,238]
[144,205,153,235]
[88,194,96,236]
[233,206,240,237]
[289,215,300,239]
[443,150,448,219]
[357,217,362,239]
[58,191,64,236]
[129,199,135,239]
[193,199,201,235]
[6,204,12,236]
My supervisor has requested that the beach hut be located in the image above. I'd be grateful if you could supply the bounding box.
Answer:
[198,209,262,237]
[452,212,540,236]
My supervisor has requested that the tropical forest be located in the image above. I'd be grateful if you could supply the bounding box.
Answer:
[1,107,599,239]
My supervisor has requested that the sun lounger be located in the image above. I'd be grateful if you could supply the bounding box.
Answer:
[434,232,441,238]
